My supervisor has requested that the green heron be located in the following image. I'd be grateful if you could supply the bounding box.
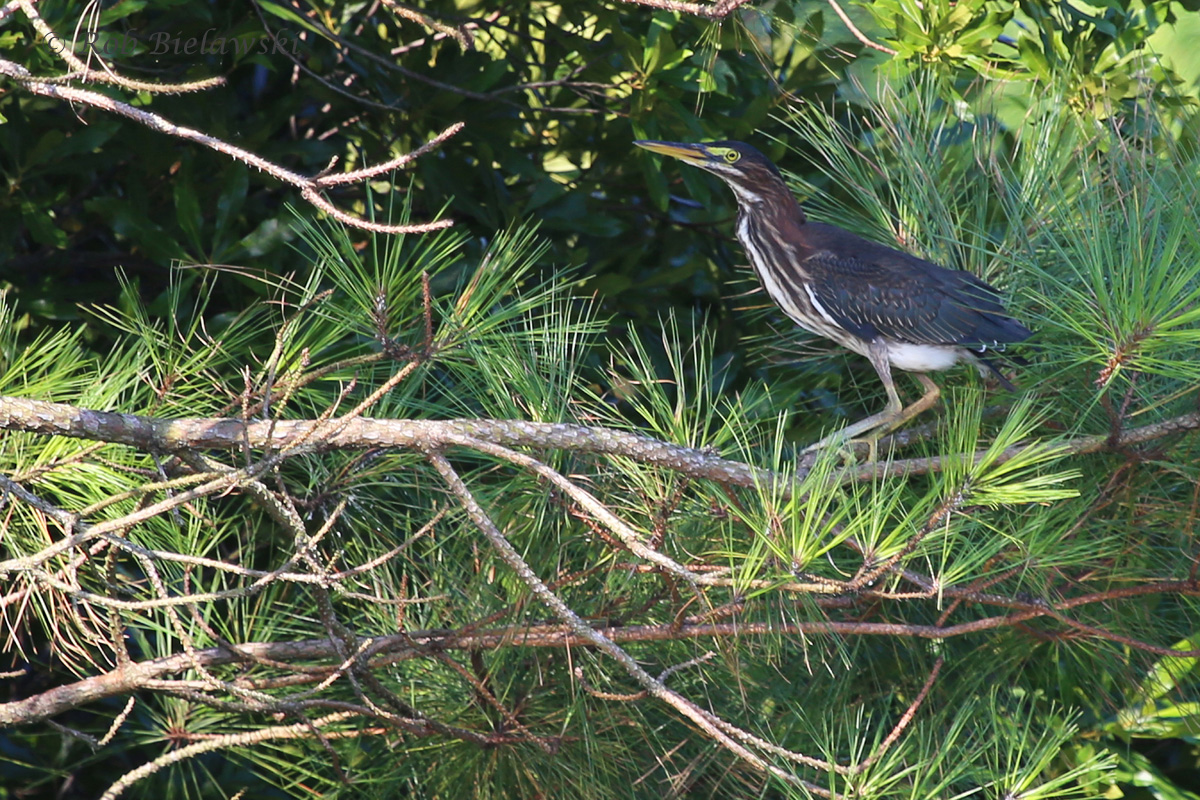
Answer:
[635,140,1032,450]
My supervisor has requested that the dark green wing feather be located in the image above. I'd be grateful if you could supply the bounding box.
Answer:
[799,225,1031,348]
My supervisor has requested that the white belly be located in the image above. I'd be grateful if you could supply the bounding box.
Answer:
[884,342,961,373]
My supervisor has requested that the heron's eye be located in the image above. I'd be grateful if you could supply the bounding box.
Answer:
[723,150,740,164]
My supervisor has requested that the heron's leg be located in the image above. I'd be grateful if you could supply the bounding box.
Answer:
[874,372,941,437]
[802,341,906,454]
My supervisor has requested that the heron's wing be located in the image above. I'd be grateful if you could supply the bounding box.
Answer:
[802,247,1030,348]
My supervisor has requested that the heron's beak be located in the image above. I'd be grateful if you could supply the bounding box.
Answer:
[634,140,712,166]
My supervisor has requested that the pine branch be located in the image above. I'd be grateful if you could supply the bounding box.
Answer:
[1,396,1196,492]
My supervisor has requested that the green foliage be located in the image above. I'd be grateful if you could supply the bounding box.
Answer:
[3,1,1200,798]
[875,0,1015,70]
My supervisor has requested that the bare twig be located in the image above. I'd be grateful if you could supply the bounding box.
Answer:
[824,0,898,56]
[0,59,462,235]
[17,0,222,94]
[100,712,358,800]
[616,0,753,20]
[854,657,943,772]
[382,0,474,51]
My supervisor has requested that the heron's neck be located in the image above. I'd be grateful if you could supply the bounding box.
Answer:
[727,180,807,226]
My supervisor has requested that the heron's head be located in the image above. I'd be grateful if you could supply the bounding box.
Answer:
[634,140,788,205]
